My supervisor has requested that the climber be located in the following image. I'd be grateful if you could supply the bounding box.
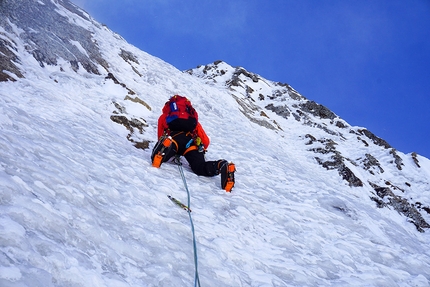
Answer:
[151,95,235,192]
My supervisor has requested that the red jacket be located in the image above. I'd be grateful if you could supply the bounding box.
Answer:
[157,113,210,149]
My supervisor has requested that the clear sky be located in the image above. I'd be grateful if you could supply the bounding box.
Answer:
[71,0,430,159]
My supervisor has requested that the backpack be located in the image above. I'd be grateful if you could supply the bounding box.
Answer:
[163,95,198,132]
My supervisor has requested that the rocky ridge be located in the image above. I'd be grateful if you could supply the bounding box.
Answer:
[187,61,430,232]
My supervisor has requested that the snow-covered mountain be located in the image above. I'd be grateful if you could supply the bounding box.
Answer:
[1,0,430,286]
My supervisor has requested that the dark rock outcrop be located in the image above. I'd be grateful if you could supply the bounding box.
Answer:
[0,0,108,80]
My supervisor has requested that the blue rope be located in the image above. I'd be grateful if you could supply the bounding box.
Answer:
[175,156,201,287]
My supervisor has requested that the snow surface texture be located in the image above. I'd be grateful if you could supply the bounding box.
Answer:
[1,0,430,286]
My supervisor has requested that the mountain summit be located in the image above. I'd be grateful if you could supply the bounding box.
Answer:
[1,0,430,286]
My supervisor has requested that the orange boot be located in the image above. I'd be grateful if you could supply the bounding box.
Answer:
[220,161,236,192]
[152,136,173,168]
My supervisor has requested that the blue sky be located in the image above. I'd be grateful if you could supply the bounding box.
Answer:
[71,0,430,159]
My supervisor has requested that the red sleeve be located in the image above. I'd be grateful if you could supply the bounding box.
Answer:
[195,122,210,149]
[157,113,168,139]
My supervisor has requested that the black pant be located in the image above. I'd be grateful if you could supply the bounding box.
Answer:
[153,131,220,177]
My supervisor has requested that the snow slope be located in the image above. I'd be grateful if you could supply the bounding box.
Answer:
[1,1,430,286]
